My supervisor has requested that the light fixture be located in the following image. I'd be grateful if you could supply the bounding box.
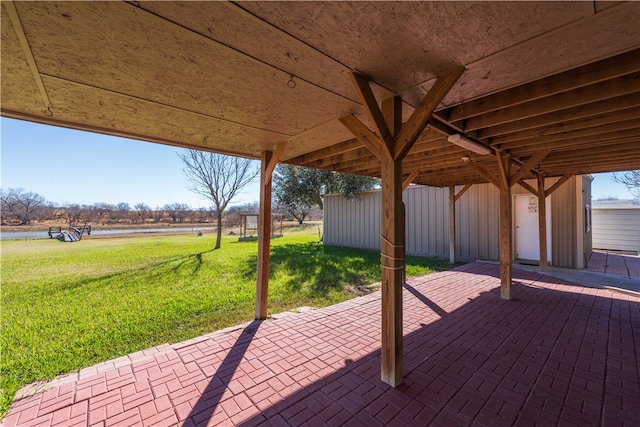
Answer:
[461,156,471,163]
[447,134,492,155]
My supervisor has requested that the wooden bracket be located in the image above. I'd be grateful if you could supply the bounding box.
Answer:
[264,142,287,185]
[339,114,386,160]
[454,183,473,201]
[349,72,393,146]
[545,173,573,197]
[516,180,539,197]
[394,67,465,160]
[467,161,501,188]
[402,171,420,191]
[509,150,551,187]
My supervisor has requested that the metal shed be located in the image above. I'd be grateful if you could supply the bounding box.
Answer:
[325,175,593,269]
[592,201,640,252]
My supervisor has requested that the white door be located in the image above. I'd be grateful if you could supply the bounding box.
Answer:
[514,194,551,263]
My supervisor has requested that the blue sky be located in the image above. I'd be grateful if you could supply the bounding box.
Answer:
[0,117,634,208]
[0,118,261,208]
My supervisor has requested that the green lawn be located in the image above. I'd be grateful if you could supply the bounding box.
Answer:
[0,230,452,415]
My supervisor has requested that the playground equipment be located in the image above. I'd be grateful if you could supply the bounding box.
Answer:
[49,222,91,242]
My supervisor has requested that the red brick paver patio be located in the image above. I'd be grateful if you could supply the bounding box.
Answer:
[3,262,639,426]
[587,249,640,278]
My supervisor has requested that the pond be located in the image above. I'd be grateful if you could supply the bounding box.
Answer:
[0,227,216,240]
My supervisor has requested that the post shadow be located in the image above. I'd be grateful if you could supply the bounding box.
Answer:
[404,282,448,318]
[185,320,262,425]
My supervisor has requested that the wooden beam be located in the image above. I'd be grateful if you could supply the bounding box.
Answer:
[255,150,273,320]
[467,161,501,188]
[339,114,385,160]
[538,174,548,271]
[545,174,573,197]
[264,142,287,185]
[394,67,465,160]
[449,186,456,264]
[498,156,513,300]
[509,150,551,187]
[454,183,472,202]
[349,72,393,146]
[402,171,419,191]
[516,180,538,197]
[379,96,404,387]
[380,155,404,386]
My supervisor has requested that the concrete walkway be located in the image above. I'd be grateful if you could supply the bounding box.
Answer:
[3,262,639,426]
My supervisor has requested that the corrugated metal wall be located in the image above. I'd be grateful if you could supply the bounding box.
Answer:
[592,208,640,251]
[324,177,585,267]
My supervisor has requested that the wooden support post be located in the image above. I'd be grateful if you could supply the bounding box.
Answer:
[380,96,404,387]
[342,68,464,387]
[380,157,405,386]
[255,143,286,320]
[255,150,273,320]
[498,155,513,300]
[449,185,456,264]
[538,174,548,271]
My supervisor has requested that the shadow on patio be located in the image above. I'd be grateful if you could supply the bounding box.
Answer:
[3,262,639,426]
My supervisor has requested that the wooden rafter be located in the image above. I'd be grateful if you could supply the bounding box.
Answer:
[448,48,640,122]
[465,73,640,131]
[480,92,640,140]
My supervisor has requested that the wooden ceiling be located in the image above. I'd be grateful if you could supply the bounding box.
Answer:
[2,1,639,187]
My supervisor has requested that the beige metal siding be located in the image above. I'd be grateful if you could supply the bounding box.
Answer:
[455,184,500,261]
[324,178,585,267]
[592,208,640,251]
[550,176,577,268]
[324,190,380,251]
[404,186,449,257]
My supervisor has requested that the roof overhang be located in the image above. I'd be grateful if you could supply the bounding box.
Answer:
[2,1,639,186]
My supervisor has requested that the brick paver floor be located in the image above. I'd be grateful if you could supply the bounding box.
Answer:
[3,262,639,426]
[587,249,640,277]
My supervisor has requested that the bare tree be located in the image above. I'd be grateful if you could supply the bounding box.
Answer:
[0,188,47,225]
[178,149,259,249]
[613,170,640,200]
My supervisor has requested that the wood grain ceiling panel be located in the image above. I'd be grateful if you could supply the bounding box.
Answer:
[0,4,49,116]
[2,1,639,188]
[13,1,357,139]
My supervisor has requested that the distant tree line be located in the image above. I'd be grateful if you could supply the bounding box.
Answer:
[0,187,275,227]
